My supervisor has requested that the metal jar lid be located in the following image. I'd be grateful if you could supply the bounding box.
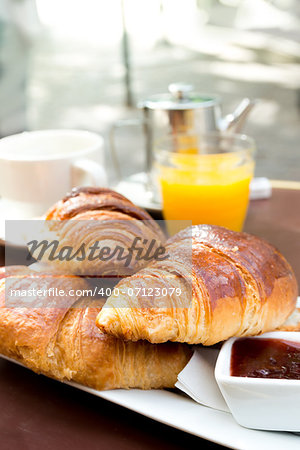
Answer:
[139,83,220,110]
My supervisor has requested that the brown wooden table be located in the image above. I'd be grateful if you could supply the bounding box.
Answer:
[0,186,299,450]
[244,185,300,286]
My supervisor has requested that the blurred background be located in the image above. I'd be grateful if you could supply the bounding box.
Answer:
[1,0,300,182]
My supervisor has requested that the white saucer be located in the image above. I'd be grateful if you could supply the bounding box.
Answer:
[115,172,162,213]
[115,173,272,213]
[0,198,43,246]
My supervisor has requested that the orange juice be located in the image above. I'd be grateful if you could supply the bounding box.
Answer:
[158,151,254,234]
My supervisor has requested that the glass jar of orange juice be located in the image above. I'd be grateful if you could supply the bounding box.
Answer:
[154,133,255,234]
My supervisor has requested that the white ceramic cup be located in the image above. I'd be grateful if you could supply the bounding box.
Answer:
[0,129,107,218]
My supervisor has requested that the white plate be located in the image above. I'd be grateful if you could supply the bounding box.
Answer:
[69,383,300,450]
[0,354,299,450]
[0,198,44,246]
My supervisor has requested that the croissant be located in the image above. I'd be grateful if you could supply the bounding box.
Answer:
[96,225,298,345]
[0,266,191,390]
[29,187,165,277]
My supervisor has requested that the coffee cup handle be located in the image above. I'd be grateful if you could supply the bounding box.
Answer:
[72,159,107,188]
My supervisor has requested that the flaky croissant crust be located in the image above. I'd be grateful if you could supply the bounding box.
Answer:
[0,267,192,390]
[46,187,164,237]
[96,225,298,345]
[39,187,166,277]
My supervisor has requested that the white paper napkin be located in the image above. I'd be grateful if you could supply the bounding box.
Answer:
[176,347,230,413]
[250,177,272,200]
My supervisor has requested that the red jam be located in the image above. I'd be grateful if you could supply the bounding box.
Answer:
[230,338,300,380]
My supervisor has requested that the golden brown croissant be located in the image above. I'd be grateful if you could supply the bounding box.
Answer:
[0,266,191,390]
[30,187,165,277]
[96,225,298,345]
